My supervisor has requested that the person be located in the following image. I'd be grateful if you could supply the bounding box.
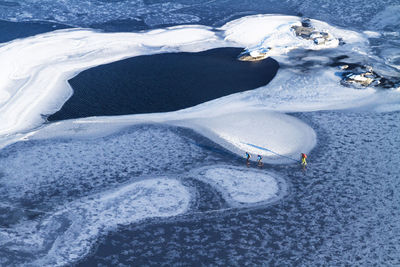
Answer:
[301,153,307,167]
[257,155,263,167]
[245,152,251,165]
[246,152,251,163]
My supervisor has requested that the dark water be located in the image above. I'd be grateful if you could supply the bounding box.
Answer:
[48,48,279,121]
[0,20,70,43]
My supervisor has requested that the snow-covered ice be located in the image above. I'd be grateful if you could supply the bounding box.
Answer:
[191,165,286,206]
[0,177,190,266]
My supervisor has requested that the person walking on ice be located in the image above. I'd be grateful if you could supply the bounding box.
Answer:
[301,153,307,167]
[257,155,263,167]
[245,152,251,165]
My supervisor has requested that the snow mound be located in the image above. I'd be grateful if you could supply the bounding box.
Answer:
[191,165,286,206]
[176,109,316,164]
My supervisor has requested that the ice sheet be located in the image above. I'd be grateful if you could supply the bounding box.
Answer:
[0,0,199,27]
[0,125,204,205]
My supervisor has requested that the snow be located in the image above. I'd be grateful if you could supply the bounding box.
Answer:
[0,90,9,103]
[250,68,377,112]
[175,109,316,163]
[221,14,367,59]
[0,177,190,266]
[191,165,287,206]
[0,14,393,162]
[222,15,301,47]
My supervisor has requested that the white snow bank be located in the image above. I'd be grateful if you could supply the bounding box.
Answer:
[175,109,316,163]
[191,165,286,206]
[0,178,190,266]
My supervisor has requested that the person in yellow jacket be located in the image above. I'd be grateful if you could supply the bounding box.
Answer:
[301,153,307,167]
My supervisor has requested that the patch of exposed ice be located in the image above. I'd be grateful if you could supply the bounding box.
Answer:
[367,5,400,31]
[290,0,399,29]
[363,31,381,38]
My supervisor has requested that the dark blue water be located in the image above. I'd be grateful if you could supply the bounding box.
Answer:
[48,48,278,121]
[0,20,70,43]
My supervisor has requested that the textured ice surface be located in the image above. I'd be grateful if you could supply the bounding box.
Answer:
[0,123,221,266]
[0,177,190,266]
[0,0,397,32]
[0,121,294,265]
[78,110,400,266]
[190,165,286,206]
[0,0,200,27]
[0,125,206,208]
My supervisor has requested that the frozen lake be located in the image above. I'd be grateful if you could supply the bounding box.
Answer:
[0,0,399,265]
